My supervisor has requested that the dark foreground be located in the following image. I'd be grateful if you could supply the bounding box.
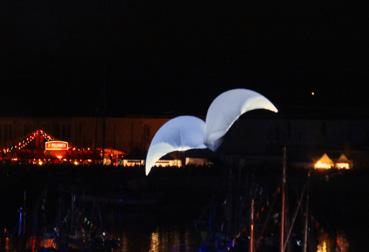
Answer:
[0,164,368,251]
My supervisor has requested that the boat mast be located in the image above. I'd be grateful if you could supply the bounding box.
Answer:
[303,171,311,252]
[280,146,287,252]
[101,0,109,164]
[249,198,255,252]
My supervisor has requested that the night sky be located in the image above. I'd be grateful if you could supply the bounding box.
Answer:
[1,1,367,116]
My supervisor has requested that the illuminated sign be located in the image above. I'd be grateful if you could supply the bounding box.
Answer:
[45,141,68,151]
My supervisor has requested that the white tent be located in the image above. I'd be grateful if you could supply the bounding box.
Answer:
[314,153,334,170]
[335,154,352,170]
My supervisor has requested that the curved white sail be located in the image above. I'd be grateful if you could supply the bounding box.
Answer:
[145,116,206,175]
[205,89,278,150]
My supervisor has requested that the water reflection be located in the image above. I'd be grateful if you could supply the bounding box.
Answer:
[113,225,200,252]
[317,240,327,252]
[316,231,349,252]
[0,225,353,252]
[149,232,159,252]
[120,233,128,252]
[5,236,10,252]
[336,233,349,252]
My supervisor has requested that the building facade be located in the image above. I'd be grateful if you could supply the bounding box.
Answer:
[0,117,167,154]
[0,116,369,166]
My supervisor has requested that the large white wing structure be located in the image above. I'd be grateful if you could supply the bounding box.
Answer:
[205,89,278,151]
[145,116,207,175]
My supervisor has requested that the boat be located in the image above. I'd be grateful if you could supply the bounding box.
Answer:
[196,147,313,252]
[23,190,120,251]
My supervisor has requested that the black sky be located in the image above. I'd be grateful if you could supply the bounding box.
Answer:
[1,0,367,116]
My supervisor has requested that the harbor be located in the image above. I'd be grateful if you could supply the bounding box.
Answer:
[0,156,367,251]
[3,0,366,250]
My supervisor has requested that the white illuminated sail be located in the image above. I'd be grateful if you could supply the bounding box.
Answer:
[205,89,278,150]
[145,116,206,175]
[145,89,278,175]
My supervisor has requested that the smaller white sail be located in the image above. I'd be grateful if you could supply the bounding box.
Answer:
[145,116,206,175]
